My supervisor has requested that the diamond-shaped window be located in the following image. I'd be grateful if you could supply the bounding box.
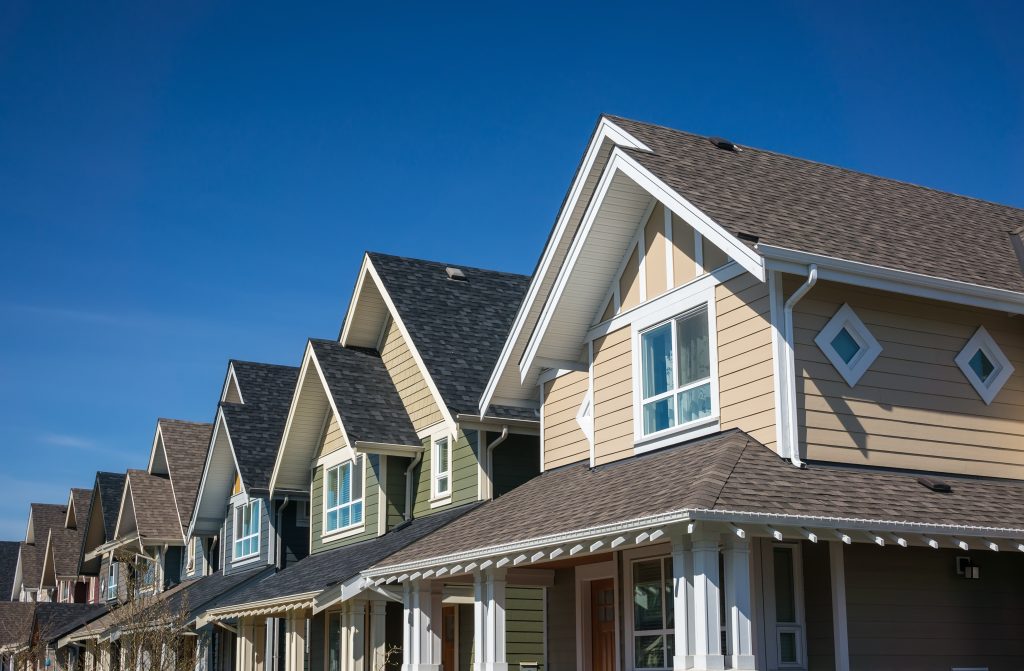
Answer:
[814,304,882,387]
[955,326,1014,405]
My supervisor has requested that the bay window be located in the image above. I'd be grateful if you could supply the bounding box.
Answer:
[325,456,364,533]
[233,499,261,560]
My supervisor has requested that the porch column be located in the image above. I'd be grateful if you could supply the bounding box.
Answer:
[349,602,367,671]
[472,572,487,671]
[692,530,725,671]
[829,542,850,671]
[284,613,306,671]
[723,536,755,670]
[671,531,694,670]
[484,568,508,671]
[402,581,441,671]
[369,600,387,671]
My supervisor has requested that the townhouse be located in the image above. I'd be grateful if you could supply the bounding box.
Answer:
[11,505,67,603]
[38,489,93,603]
[77,472,127,604]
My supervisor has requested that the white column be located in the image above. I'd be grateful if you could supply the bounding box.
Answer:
[484,569,508,671]
[671,531,694,670]
[369,600,387,671]
[285,613,306,671]
[723,536,755,670]
[402,584,413,671]
[402,582,441,671]
[829,542,850,671]
[350,602,366,671]
[473,572,487,671]
[692,531,725,671]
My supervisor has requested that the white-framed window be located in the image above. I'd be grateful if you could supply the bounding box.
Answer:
[137,556,157,593]
[432,435,451,498]
[60,581,70,603]
[629,555,674,670]
[106,561,118,600]
[761,542,807,669]
[233,499,261,560]
[324,455,364,534]
[576,390,594,443]
[955,326,1014,405]
[814,303,882,387]
[636,302,716,440]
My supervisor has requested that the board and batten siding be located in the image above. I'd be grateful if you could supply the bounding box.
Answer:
[542,371,590,469]
[310,454,381,553]
[717,272,776,451]
[593,326,633,466]
[793,279,1024,478]
[379,319,445,433]
[411,430,478,517]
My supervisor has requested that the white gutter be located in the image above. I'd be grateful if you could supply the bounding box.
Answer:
[782,264,817,467]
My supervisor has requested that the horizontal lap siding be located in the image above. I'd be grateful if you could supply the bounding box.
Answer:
[717,273,776,450]
[380,319,444,433]
[412,430,479,518]
[593,326,633,466]
[793,280,1024,477]
[317,413,346,459]
[506,587,545,670]
[224,495,270,574]
[844,544,1024,670]
[543,371,590,468]
[310,454,380,553]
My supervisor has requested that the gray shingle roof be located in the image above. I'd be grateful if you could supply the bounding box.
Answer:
[0,542,20,602]
[0,602,35,647]
[95,472,127,542]
[34,603,107,644]
[157,419,213,533]
[70,489,92,528]
[16,544,39,594]
[124,470,182,542]
[366,253,530,416]
[309,340,419,446]
[222,361,300,492]
[50,527,84,579]
[163,566,270,620]
[373,429,1024,570]
[211,504,475,610]
[607,115,1024,293]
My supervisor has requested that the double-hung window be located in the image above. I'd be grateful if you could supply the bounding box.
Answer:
[432,436,451,498]
[325,456,363,533]
[639,305,714,437]
[106,561,118,600]
[233,499,260,560]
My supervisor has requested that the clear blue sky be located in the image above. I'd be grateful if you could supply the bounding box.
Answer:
[1,1,1022,539]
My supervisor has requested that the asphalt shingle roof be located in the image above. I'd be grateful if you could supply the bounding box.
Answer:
[367,253,530,416]
[157,419,213,533]
[607,115,1024,293]
[309,340,419,446]
[222,361,300,492]
[124,470,182,542]
[373,429,1024,570]
[95,472,127,542]
[70,489,92,528]
[34,603,107,644]
[22,504,66,588]
[211,504,475,610]
[0,542,19,602]
[163,566,269,620]
[50,527,84,579]
[0,602,36,647]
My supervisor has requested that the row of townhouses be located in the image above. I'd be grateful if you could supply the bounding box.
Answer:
[1,115,1023,671]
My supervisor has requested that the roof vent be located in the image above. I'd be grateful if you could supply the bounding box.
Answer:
[709,136,740,152]
[446,266,468,281]
[917,476,952,493]
[737,232,759,244]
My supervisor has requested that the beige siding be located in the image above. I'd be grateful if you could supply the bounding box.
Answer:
[543,371,590,468]
[593,326,633,466]
[316,412,346,459]
[702,236,729,271]
[671,213,698,288]
[379,318,444,432]
[794,279,1024,478]
[717,273,776,451]
[618,247,641,311]
[643,204,668,298]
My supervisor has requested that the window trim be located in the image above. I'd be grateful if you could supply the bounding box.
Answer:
[322,455,365,538]
[630,287,720,453]
[431,434,452,500]
[955,325,1014,405]
[759,541,807,670]
[106,561,118,600]
[813,303,882,387]
[232,498,261,561]
[622,545,675,671]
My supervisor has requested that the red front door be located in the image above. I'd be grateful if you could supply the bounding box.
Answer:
[591,579,616,671]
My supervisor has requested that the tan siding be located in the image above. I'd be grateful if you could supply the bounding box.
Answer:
[316,412,346,460]
[717,274,776,451]
[593,326,633,465]
[618,247,641,312]
[379,319,444,432]
[794,279,1024,478]
[671,213,698,288]
[643,204,668,300]
[543,371,590,468]
[702,236,729,272]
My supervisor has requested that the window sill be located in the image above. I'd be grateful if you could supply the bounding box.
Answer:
[633,416,720,456]
[321,524,365,541]
[231,555,261,567]
[429,495,452,509]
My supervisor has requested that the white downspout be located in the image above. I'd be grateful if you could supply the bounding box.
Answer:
[404,453,423,521]
[276,497,289,569]
[782,264,817,467]
[484,426,509,499]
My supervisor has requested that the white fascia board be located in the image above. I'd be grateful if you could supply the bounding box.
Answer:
[338,253,372,347]
[187,407,231,539]
[477,118,653,416]
[220,363,244,404]
[268,342,320,497]
[145,422,163,474]
[758,244,1024,315]
[353,442,425,458]
[111,476,134,541]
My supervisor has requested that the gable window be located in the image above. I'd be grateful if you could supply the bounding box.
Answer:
[325,456,364,533]
[233,499,261,560]
[639,305,713,436]
[106,561,118,600]
[432,436,451,498]
[955,326,1014,405]
[814,303,881,387]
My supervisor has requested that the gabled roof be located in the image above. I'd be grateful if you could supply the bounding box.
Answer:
[0,542,20,602]
[309,340,419,446]
[608,115,1024,294]
[21,504,66,589]
[68,489,92,529]
[118,470,182,543]
[152,419,213,533]
[95,472,127,542]
[48,526,85,580]
[34,603,107,645]
[16,544,39,594]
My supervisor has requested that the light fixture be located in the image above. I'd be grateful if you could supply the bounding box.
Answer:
[956,556,981,579]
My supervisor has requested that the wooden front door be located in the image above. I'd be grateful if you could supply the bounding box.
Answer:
[591,579,616,671]
[442,605,456,670]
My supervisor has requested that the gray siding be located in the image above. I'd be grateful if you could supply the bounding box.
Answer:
[223,495,272,575]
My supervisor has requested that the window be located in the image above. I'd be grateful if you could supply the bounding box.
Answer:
[138,557,156,593]
[432,436,451,498]
[955,326,1014,405]
[106,561,118,600]
[639,305,713,436]
[814,303,881,387]
[763,543,805,669]
[631,557,673,670]
[324,456,364,533]
[233,499,261,559]
[60,581,70,603]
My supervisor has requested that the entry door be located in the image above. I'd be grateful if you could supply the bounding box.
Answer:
[591,579,616,671]
[442,605,456,670]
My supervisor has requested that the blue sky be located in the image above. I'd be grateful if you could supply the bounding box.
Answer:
[0,1,1022,539]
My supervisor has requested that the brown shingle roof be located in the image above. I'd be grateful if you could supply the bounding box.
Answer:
[124,470,182,542]
[0,602,35,647]
[21,504,66,588]
[372,430,1024,570]
[157,419,213,533]
[607,116,1024,293]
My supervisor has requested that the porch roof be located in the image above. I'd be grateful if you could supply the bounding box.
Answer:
[366,430,1024,577]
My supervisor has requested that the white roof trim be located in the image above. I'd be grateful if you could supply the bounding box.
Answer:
[353,442,424,458]
[187,408,246,538]
[221,363,244,404]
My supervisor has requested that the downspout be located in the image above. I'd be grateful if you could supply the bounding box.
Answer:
[276,497,289,569]
[404,453,423,522]
[782,264,817,467]
[484,426,509,499]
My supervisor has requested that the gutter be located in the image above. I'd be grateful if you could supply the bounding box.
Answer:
[781,264,817,467]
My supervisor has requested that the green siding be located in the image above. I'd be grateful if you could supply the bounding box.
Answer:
[310,453,381,553]
[489,432,541,498]
[411,429,479,517]
[507,587,545,670]
[384,455,407,531]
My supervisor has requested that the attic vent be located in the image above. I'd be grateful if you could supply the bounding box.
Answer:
[737,232,759,244]
[709,136,740,152]
[446,266,468,281]
[917,476,952,493]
